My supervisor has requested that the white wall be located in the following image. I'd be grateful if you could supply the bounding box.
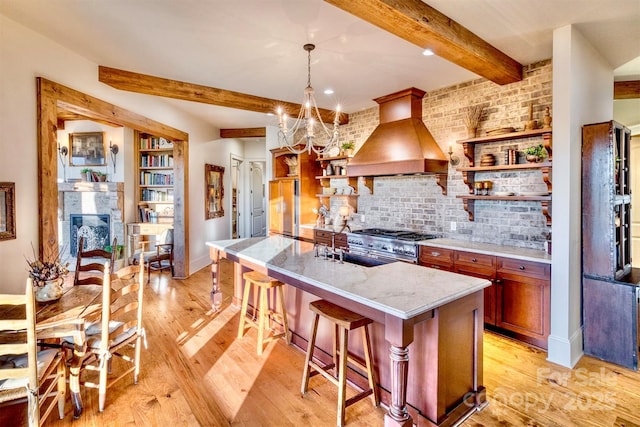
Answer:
[548,25,614,367]
[0,15,226,293]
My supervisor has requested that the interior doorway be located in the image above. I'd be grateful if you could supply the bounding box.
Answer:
[250,161,266,237]
[230,156,243,238]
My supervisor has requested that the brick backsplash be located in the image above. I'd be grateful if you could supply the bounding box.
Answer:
[339,60,552,250]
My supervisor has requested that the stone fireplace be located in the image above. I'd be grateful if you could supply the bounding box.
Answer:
[58,182,124,270]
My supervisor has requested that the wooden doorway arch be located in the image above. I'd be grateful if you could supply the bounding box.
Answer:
[36,78,190,278]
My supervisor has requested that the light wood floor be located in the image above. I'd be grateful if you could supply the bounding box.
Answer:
[2,259,640,426]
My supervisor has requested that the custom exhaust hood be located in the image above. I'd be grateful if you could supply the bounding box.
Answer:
[347,88,448,177]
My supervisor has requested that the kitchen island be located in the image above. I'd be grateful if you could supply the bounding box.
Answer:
[207,236,491,427]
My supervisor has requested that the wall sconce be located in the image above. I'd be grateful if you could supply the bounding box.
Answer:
[338,205,351,233]
[448,145,460,166]
[109,140,119,174]
[58,142,68,182]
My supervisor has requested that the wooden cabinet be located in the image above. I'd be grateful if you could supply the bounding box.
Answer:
[419,244,551,348]
[582,121,632,279]
[269,179,296,237]
[496,257,551,349]
[269,147,322,238]
[135,132,175,224]
[582,121,638,369]
[314,229,347,248]
[453,251,497,325]
[455,128,552,225]
[418,246,454,270]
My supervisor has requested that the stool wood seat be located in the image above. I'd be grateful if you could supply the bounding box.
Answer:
[237,271,290,355]
[301,299,379,427]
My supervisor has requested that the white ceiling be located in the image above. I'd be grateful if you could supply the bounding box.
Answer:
[1,0,639,130]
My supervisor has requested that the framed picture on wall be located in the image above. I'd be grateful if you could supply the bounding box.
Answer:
[205,164,224,219]
[69,132,106,166]
[0,182,16,240]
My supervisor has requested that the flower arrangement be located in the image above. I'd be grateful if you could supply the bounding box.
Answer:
[25,244,69,286]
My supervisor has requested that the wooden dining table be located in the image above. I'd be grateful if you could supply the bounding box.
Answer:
[0,282,103,419]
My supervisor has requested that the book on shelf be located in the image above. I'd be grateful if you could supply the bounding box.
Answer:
[140,136,174,150]
[140,153,174,167]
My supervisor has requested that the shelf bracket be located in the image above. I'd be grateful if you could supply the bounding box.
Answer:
[462,142,475,167]
[359,177,374,194]
[435,174,447,195]
[541,200,551,226]
[461,171,475,194]
[540,166,552,194]
[461,198,475,221]
[543,132,552,160]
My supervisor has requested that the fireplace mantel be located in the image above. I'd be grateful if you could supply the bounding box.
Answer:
[58,181,125,270]
[58,182,124,193]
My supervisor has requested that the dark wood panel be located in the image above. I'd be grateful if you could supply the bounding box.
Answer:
[496,273,550,349]
[583,277,639,370]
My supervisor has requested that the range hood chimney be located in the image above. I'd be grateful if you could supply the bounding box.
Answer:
[347,88,448,177]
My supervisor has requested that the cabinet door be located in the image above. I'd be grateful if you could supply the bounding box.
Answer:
[496,272,550,348]
[268,180,282,235]
[268,180,296,236]
[453,264,496,325]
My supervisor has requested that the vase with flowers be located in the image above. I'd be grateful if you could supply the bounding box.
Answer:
[26,244,69,302]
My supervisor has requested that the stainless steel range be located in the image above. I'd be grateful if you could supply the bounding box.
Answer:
[346,228,438,264]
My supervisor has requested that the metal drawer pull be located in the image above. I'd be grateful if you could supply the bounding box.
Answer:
[471,258,477,262]
[519,265,525,270]
[431,251,440,257]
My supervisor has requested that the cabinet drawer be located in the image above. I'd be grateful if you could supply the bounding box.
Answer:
[497,257,550,279]
[454,251,495,269]
[314,230,347,247]
[419,246,454,269]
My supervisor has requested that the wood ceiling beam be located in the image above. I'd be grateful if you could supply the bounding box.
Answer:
[614,80,640,99]
[220,128,266,138]
[323,0,522,85]
[99,66,349,125]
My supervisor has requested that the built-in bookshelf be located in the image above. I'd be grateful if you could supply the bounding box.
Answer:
[135,132,175,224]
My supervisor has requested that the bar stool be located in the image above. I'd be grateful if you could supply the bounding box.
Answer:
[237,271,290,355]
[301,299,379,427]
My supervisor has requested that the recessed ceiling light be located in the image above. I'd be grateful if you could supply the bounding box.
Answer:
[324,89,334,95]
[422,49,434,56]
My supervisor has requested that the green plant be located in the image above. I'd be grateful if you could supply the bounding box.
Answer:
[95,171,106,177]
[341,141,355,150]
[524,144,547,158]
[81,168,93,174]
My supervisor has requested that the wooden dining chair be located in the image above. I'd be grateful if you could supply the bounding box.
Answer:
[145,228,174,283]
[0,279,67,426]
[78,255,146,412]
[74,236,117,286]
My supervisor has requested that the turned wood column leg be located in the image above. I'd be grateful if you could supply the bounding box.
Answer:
[69,346,84,419]
[210,249,222,310]
[384,344,412,427]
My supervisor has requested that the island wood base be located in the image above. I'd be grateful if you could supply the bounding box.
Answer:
[210,246,486,426]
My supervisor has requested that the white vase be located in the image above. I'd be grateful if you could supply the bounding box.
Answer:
[34,278,64,303]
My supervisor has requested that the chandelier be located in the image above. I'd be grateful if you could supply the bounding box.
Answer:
[277,44,341,155]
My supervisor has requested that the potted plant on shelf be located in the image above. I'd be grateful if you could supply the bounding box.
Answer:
[341,141,355,157]
[94,171,108,182]
[26,244,69,303]
[81,168,94,182]
[523,144,548,163]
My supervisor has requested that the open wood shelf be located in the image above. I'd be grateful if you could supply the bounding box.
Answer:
[457,128,551,145]
[457,161,551,172]
[456,195,551,225]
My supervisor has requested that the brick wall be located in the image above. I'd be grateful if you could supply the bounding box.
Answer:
[338,60,552,250]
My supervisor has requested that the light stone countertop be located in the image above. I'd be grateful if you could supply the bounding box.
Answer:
[207,236,490,320]
[417,238,552,264]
